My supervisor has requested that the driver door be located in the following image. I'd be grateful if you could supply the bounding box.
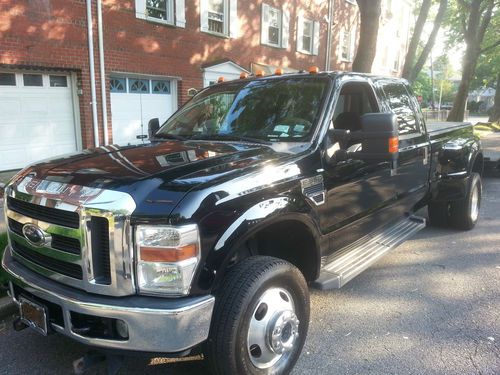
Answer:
[321,80,398,252]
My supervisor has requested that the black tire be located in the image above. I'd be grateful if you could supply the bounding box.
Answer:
[449,172,482,230]
[428,200,450,227]
[207,256,310,375]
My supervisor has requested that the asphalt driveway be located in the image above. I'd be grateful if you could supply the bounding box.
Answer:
[0,178,499,375]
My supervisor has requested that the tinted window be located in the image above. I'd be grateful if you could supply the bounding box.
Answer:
[0,73,16,86]
[382,83,419,135]
[157,77,329,143]
[49,75,67,87]
[23,74,43,87]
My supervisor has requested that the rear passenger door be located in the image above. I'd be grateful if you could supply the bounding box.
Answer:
[375,80,430,215]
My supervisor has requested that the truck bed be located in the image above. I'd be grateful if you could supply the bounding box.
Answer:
[426,121,472,136]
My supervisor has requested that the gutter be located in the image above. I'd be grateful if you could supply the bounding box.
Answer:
[96,0,109,145]
[86,0,100,148]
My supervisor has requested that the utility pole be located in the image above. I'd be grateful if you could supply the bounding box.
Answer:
[430,52,435,110]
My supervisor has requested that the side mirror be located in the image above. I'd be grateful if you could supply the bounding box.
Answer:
[356,113,399,161]
[148,118,160,139]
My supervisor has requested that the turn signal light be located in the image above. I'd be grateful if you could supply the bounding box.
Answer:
[217,76,225,83]
[389,137,399,153]
[275,68,284,75]
[309,66,319,74]
[255,70,265,77]
[140,244,198,262]
[240,72,248,79]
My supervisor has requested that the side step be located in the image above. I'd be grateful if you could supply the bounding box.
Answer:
[313,216,426,290]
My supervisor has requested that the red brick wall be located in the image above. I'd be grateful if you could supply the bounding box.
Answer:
[0,0,369,149]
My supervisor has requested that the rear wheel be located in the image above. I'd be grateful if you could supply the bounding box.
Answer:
[207,256,310,375]
[449,172,482,230]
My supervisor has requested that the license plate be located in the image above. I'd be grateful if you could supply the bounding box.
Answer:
[19,296,49,336]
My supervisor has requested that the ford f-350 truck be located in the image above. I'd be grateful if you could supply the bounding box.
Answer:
[2,71,483,374]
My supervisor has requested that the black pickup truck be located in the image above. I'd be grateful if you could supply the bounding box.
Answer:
[2,71,483,375]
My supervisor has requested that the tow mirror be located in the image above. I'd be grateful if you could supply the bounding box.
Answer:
[355,113,399,161]
[148,118,160,139]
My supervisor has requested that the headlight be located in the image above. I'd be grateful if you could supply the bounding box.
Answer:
[135,224,200,296]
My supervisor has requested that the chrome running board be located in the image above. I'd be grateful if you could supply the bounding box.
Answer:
[313,216,426,290]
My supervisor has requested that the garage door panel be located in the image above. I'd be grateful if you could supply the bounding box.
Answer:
[0,72,78,171]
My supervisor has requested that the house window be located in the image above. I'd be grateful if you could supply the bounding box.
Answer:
[267,6,281,46]
[340,28,354,61]
[208,0,226,34]
[23,74,43,87]
[0,73,16,86]
[152,80,171,94]
[297,17,319,55]
[49,75,67,87]
[146,0,173,23]
[110,78,126,93]
[129,79,149,93]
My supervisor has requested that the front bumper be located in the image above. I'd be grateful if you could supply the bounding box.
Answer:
[2,246,215,354]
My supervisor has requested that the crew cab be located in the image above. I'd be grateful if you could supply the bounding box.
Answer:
[1,71,483,374]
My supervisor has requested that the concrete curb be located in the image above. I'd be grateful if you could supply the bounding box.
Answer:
[0,295,16,320]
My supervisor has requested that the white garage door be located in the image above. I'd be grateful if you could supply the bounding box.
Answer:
[0,71,79,171]
[110,76,176,145]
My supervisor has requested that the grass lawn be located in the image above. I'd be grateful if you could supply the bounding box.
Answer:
[474,121,500,138]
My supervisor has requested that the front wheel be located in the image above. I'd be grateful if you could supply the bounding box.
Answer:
[207,256,310,375]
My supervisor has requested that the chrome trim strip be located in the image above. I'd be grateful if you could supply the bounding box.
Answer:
[5,176,137,297]
[3,249,214,353]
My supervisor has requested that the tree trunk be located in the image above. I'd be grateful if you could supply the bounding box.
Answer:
[402,0,432,80]
[352,0,382,73]
[407,0,448,83]
[489,72,500,122]
[448,0,494,122]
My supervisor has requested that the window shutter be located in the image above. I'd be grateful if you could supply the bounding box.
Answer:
[350,26,357,61]
[312,20,320,55]
[135,0,146,19]
[281,9,290,49]
[261,4,270,45]
[175,0,186,27]
[200,0,209,32]
[296,16,304,52]
[229,0,239,38]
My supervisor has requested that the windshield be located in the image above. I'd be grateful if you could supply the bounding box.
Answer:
[156,77,330,143]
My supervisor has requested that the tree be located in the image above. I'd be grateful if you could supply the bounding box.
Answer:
[447,0,498,121]
[403,0,449,83]
[490,73,500,122]
[352,0,382,73]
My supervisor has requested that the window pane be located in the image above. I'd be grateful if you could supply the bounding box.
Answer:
[23,74,43,87]
[129,79,149,93]
[0,73,16,86]
[208,0,225,33]
[268,26,280,45]
[208,0,224,13]
[49,75,67,87]
[110,78,126,93]
[303,35,312,53]
[147,0,167,20]
[382,83,419,135]
[303,21,312,37]
[152,80,171,94]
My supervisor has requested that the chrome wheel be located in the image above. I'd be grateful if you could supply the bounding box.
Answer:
[247,287,299,369]
[470,183,480,222]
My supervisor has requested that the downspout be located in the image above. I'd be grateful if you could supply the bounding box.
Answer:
[97,0,109,145]
[325,0,334,71]
[86,0,100,148]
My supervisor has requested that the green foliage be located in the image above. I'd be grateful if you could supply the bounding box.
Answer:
[413,72,433,105]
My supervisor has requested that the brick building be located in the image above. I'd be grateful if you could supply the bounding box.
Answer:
[0,0,412,171]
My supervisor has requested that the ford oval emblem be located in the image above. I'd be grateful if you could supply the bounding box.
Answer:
[22,223,47,247]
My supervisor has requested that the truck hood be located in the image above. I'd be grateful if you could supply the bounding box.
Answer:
[19,140,286,218]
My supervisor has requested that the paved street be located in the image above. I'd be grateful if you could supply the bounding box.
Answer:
[1,178,499,375]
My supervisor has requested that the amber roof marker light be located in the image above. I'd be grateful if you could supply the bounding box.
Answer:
[275,68,284,75]
[255,70,265,77]
[217,76,225,83]
[309,66,319,74]
[240,72,248,79]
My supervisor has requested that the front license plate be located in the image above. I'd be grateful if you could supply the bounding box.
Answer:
[19,296,49,336]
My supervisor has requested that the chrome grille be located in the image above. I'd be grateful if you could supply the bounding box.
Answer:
[5,176,137,297]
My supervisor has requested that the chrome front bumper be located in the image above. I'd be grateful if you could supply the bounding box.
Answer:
[2,246,215,354]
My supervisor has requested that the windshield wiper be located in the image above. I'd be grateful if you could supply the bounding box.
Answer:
[153,133,188,141]
[189,133,272,145]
